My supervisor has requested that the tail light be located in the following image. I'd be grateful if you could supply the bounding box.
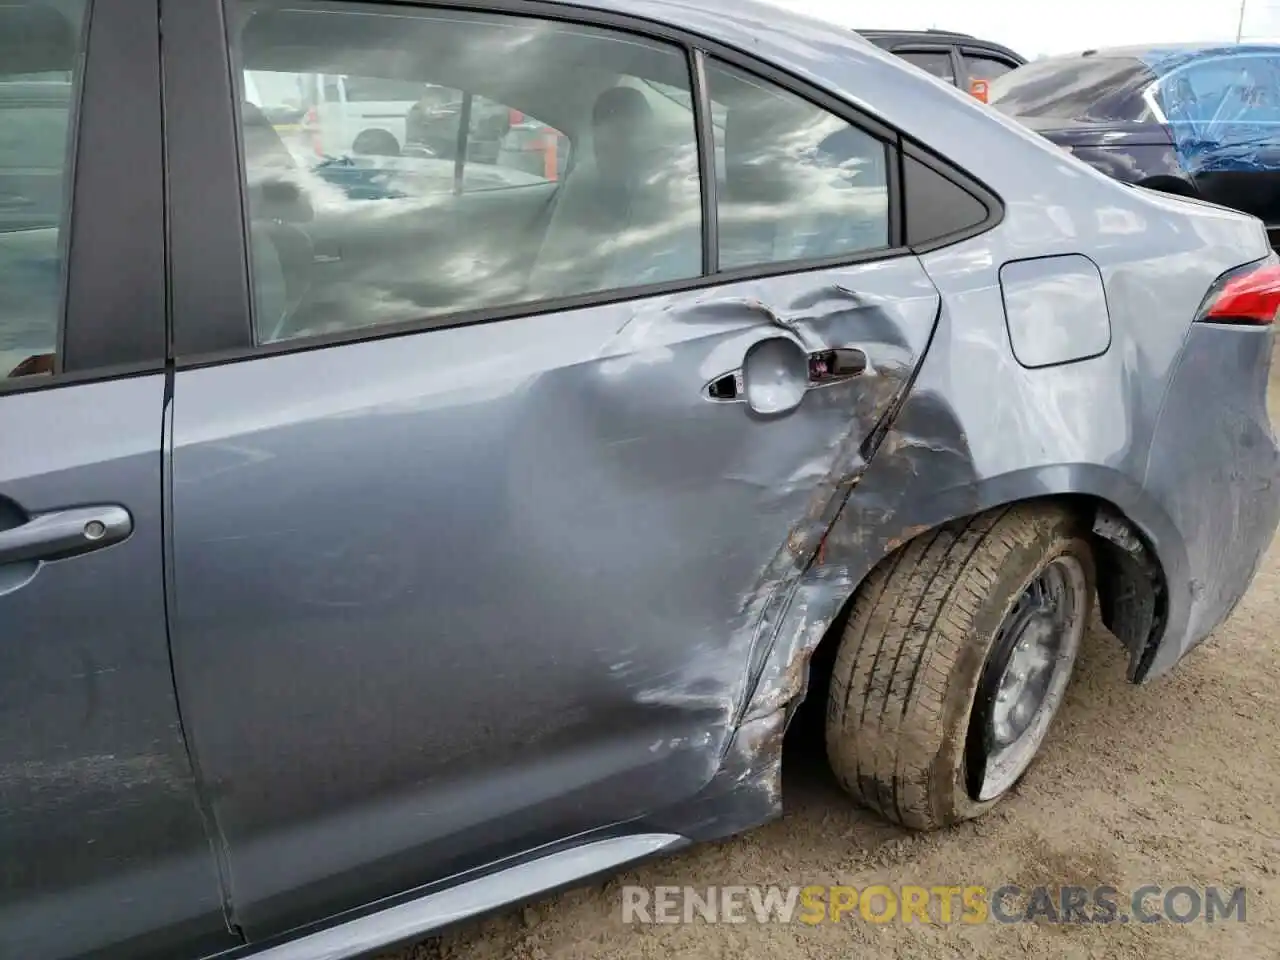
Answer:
[1197,257,1280,326]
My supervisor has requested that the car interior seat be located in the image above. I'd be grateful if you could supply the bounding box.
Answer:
[525,84,699,298]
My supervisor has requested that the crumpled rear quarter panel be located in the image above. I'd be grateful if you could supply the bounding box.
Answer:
[1140,324,1280,677]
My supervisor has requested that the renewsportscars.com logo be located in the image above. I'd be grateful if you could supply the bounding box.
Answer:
[621,884,1248,926]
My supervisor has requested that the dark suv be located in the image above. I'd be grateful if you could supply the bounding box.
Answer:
[857,29,1026,99]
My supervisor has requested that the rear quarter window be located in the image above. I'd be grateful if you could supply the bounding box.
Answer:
[989,56,1155,121]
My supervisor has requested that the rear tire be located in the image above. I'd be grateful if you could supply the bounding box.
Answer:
[825,503,1094,830]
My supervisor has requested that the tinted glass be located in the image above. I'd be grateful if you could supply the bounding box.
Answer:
[641,79,727,128]
[0,0,87,381]
[402,89,570,183]
[903,154,988,246]
[988,56,1153,119]
[229,2,702,344]
[964,53,1017,85]
[899,51,956,83]
[705,58,891,270]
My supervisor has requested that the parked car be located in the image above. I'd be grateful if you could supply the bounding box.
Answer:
[857,28,1026,99]
[297,71,430,157]
[989,44,1280,245]
[4,1,1279,959]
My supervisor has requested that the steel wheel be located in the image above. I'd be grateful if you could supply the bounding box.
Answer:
[967,554,1088,802]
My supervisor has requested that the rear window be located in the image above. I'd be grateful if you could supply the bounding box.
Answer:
[988,56,1154,120]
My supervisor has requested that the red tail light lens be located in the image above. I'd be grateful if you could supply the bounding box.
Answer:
[1199,260,1280,326]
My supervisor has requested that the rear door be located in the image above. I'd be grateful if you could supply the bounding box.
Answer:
[0,2,235,958]
[162,0,941,941]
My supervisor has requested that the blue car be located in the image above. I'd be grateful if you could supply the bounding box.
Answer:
[991,44,1280,245]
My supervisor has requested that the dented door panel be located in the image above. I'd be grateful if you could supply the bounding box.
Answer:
[168,256,938,937]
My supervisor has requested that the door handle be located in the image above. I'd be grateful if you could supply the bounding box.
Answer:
[0,505,132,566]
[704,343,869,412]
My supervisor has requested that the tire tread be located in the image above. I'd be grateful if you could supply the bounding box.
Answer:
[826,504,1083,830]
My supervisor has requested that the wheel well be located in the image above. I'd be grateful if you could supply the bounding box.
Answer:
[799,494,1169,717]
[352,127,401,156]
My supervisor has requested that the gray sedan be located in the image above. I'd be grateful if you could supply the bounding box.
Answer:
[1,0,1277,958]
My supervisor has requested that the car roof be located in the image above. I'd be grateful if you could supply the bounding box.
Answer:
[1042,42,1280,74]
[541,0,881,52]
[856,28,977,41]
[852,27,1025,62]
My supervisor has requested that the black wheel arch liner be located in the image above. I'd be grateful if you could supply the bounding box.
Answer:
[822,463,1180,681]
[658,456,1182,847]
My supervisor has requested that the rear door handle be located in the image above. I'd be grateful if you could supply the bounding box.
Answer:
[704,345,869,408]
[0,505,132,565]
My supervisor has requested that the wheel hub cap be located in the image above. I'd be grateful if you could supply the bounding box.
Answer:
[970,555,1086,802]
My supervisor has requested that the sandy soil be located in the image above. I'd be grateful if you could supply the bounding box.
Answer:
[387,356,1280,960]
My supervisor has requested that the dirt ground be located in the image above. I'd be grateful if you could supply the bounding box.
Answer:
[388,355,1280,960]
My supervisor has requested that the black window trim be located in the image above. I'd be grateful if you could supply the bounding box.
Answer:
[165,0,1001,370]
[690,49,717,275]
[1,0,167,397]
[164,0,256,360]
[901,137,1004,254]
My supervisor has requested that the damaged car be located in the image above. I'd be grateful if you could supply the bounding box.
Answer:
[2,0,1278,959]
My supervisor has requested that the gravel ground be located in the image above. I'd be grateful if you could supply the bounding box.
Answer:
[386,351,1280,960]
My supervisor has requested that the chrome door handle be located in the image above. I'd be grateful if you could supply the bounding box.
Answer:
[0,505,133,565]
